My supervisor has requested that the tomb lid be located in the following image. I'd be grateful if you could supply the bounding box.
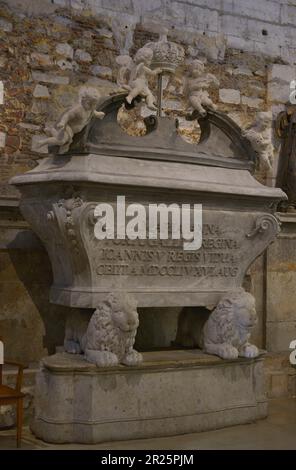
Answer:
[66,94,256,171]
[10,152,285,204]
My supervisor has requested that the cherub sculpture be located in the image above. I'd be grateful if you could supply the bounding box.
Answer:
[37,87,105,154]
[116,47,162,110]
[184,59,219,117]
[243,111,274,172]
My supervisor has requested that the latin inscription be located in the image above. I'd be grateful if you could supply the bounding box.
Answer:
[94,224,240,278]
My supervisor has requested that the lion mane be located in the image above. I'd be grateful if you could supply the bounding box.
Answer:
[64,292,143,367]
[175,288,259,360]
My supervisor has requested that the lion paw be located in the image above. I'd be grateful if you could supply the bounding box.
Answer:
[96,351,119,367]
[122,350,143,366]
[220,344,239,360]
[240,344,259,358]
[85,349,119,367]
[64,340,82,354]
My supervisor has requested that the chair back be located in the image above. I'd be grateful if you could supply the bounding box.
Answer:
[0,336,3,385]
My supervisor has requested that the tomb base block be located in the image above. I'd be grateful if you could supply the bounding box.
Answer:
[31,350,267,444]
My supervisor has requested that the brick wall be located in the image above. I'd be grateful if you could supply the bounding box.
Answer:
[0,0,296,363]
[1,0,296,192]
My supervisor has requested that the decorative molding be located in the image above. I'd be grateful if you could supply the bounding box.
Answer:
[246,214,280,239]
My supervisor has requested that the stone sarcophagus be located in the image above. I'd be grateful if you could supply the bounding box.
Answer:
[10,91,286,442]
[10,26,287,441]
[10,95,285,311]
[10,26,288,442]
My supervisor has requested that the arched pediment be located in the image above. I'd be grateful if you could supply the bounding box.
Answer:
[68,93,256,171]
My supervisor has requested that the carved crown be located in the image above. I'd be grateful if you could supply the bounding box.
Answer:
[150,32,185,72]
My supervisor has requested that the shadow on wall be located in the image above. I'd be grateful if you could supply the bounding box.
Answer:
[1,230,68,363]
[135,307,181,351]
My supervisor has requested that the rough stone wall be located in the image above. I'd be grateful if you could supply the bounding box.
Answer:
[266,214,296,352]
[0,0,296,192]
[0,204,68,362]
[0,0,296,365]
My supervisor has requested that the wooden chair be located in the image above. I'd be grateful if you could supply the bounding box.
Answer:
[0,357,27,448]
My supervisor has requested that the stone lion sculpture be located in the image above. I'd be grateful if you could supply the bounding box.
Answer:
[64,292,143,367]
[175,288,259,360]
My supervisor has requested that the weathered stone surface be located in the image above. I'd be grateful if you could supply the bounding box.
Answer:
[136,307,180,350]
[86,76,117,89]
[242,96,264,109]
[268,64,296,84]
[0,131,6,148]
[269,373,289,398]
[0,80,3,105]
[96,28,113,39]
[55,43,74,59]
[163,98,183,110]
[265,214,296,352]
[74,49,92,62]
[254,69,266,78]
[70,0,85,10]
[281,4,296,27]
[266,322,296,352]
[65,293,142,367]
[11,106,284,310]
[102,0,133,13]
[30,52,52,66]
[31,351,267,443]
[5,135,20,152]
[220,15,248,40]
[0,17,12,32]
[248,81,265,96]
[267,82,290,104]
[0,56,7,68]
[1,0,295,383]
[243,112,273,172]
[233,66,253,77]
[0,0,292,187]
[188,33,227,62]
[36,87,104,154]
[184,60,219,116]
[264,352,296,398]
[19,122,41,130]
[176,289,259,360]
[31,134,48,153]
[56,59,73,70]
[31,99,51,114]
[52,0,67,5]
[186,6,219,32]
[3,0,296,61]
[223,0,280,23]
[219,88,240,104]
[90,65,112,79]
[0,217,67,363]
[31,71,69,85]
[33,84,50,99]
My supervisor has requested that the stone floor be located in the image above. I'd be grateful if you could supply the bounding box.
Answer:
[0,398,295,450]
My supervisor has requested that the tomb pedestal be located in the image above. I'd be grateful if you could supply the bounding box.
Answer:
[31,350,267,444]
[11,96,284,443]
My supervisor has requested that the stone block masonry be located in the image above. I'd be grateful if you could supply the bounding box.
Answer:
[1,0,295,192]
[0,0,293,340]
[0,1,294,413]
